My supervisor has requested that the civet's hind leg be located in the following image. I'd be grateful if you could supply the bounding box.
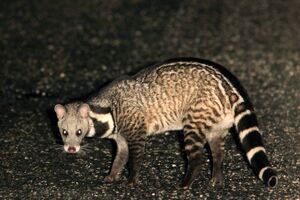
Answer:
[207,132,227,187]
[180,120,207,189]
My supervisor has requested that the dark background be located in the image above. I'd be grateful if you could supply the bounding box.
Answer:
[0,0,299,199]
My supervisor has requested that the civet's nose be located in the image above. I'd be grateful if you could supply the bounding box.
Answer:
[67,146,77,153]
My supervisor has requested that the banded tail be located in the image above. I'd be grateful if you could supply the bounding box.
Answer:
[234,102,278,187]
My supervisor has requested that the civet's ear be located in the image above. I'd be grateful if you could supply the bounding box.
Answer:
[54,104,66,119]
[79,103,90,118]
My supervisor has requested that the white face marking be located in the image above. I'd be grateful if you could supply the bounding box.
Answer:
[239,126,260,142]
[89,111,114,138]
[246,146,266,163]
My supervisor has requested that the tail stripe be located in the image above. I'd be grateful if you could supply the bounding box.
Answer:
[234,102,277,187]
[262,168,278,187]
[246,146,266,162]
[234,110,251,124]
[250,150,270,175]
[239,126,260,142]
[236,113,258,133]
[259,166,269,180]
[241,130,264,152]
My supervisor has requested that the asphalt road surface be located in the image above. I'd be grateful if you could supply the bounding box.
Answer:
[0,0,299,199]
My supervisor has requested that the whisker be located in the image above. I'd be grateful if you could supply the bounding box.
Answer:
[81,144,92,149]
[78,149,87,156]
[82,146,93,151]
[53,144,65,153]
[78,144,93,156]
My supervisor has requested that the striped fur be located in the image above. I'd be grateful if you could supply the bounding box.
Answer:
[234,102,277,187]
[55,57,278,188]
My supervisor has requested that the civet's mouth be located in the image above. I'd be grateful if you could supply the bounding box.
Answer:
[64,145,80,154]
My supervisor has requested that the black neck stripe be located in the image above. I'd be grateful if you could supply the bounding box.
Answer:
[89,105,111,114]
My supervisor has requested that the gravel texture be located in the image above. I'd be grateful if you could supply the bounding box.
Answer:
[0,0,299,199]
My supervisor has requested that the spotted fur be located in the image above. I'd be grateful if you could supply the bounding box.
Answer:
[54,57,277,188]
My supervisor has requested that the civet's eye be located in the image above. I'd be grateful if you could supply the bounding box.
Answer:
[62,129,68,136]
[76,129,82,136]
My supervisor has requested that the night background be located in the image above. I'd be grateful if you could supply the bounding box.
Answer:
[0,0,299,199]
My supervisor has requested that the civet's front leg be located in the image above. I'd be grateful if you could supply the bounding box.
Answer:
[127,135,146,186]
[113,111,147,186]
[104,134,128,182]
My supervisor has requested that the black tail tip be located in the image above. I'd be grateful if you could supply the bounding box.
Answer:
[262,168,278,187]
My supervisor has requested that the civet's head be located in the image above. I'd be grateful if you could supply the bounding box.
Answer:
[54,103,92,153]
